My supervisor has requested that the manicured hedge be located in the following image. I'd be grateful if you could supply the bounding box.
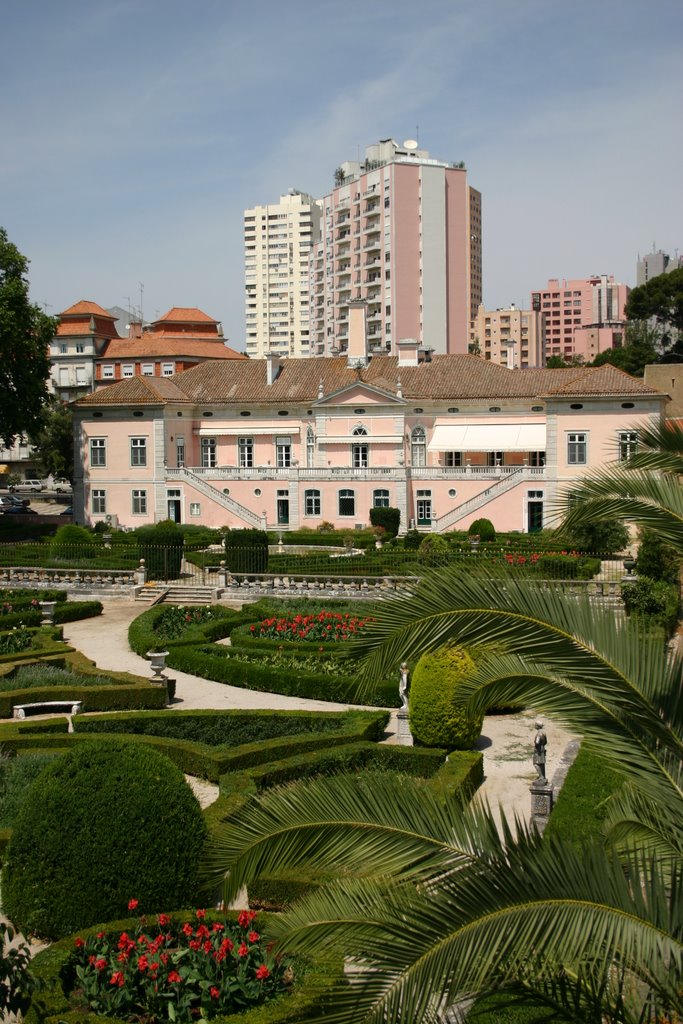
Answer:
[25,912,340,1024]
[224,528,269,573]
[0,601,104,629]
[544,745,624,847]
[0,627,70,665]
[0,682,168,719]
[128,603,249,656]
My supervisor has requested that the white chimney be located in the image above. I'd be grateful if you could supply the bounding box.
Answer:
[265,353,281,385]
[398,338,419,366]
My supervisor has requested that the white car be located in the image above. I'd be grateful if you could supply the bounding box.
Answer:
[53,479,72,493]
[9,479,44,493]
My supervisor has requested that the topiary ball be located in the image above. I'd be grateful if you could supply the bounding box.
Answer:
[468,518,496,542]
[409,645,484,749]
[2,740,206,940]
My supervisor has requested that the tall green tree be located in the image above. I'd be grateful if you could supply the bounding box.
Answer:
[0,228,56,447]
[590,322,660,376]
[28,399,74,480]
[625,267,683,351]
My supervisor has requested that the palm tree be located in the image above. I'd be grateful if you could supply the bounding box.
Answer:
[204,573,683,1023]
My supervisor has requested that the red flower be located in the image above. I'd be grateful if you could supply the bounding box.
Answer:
[128,898,139,911]
[255,964,270,980]
[95,958,107,971]
[248,930,260,943]
[74,937,85,948]
[210,987,220,999]
[110,971,125,987]
[182,923,194,936]
[158,913,170,927]
[196,924,210,938]
[167,971,182,984]
[138,955,149,972]
[118,932,131,949]
[189,939,201,951]
[97,931,106,939]
[160,953,169,965]
[238,942,249,958]
[148,961,160,974]
[195,908,206,919]
[212,922,225,932]
[238,909,257,928]
[221,937,234,954]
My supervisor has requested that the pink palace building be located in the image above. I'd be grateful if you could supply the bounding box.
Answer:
[72,308,665,534]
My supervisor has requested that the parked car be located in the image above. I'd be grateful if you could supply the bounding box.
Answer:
[9,479,43,493]
[53,479,72,493]
[3,505,37,514]
[0,494,30,508]
[59,505,73,516]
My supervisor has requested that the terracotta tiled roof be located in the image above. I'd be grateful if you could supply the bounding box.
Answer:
[153,307,219,325]
[74,355,663,409]
[77,376,191,406]
[56,320,120,338]
[99,339,245,360]
[59,300,116,319]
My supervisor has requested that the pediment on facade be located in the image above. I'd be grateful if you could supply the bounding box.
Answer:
[313,381,404,408]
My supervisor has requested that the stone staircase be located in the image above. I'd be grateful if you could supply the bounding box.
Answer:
[166,468,266,529]
[134,583,216,605]
[433,468,524,532]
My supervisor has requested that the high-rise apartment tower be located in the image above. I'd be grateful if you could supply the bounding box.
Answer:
[244,190,322,358]
[309,139,481,356]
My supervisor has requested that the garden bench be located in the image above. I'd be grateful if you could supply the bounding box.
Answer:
[13,700,83,720]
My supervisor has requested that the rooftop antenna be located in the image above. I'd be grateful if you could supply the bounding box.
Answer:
[139,282,144,326]
[41,300,53,313]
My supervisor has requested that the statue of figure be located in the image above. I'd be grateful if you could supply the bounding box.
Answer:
[532,719,547,782]
[399,662,409,710]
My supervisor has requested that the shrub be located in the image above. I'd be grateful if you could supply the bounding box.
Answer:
[468,518,495,542]
[136,521,184,580]
[409,645,484,749]
[49,524,96,560]
[224,529,268,573]
[402,529,423,550]
[369,506,400,538]
[636,530,681,585]
[53,599,103,624]
[621,576,680,637]
[544,745,624,848]
[562,518,629,554]
[2,740,206,938]
[417,534,450,567]
[0,752,56,827]
[0,920,37,1016]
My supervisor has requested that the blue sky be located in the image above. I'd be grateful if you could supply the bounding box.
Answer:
[2,0,682,347]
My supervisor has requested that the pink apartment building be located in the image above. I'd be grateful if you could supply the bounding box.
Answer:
[531,276,629,362]
[470,304,544,368]
[309,139,481,358]
[73,309,664,535]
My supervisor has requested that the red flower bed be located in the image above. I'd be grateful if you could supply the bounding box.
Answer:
[69,905,292,1022]
[249,610,373,643]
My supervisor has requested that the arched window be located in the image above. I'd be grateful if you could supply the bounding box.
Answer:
[338,489,355,516]
[352,425,369,468]
[304,489,321,517]
[306,427,315,468]
[411,426,426,467]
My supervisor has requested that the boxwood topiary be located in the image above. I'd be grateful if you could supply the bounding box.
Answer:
[468,518,496,542]
[409,644,484,749]
[2,739,206,939]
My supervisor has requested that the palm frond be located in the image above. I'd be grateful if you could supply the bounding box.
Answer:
[201,771,511,905]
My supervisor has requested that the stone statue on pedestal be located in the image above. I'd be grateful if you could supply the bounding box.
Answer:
[533,719,548,783]
[399,662,409,710]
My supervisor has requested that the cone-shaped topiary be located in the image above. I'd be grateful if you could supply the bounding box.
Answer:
[2,740,206,939]
[468,518,496,542]
[409,644,484,749]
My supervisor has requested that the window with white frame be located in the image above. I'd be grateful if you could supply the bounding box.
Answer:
[618,430,638,462]
[338,489,355,516]
[444,451,462,467]
[102,365,114,379]
[162,363,174,376]
[567,432,587,465]
[92,490,106,515]
[190,502,201,516]
[90,438,106,467]
[142,364,154,376]
[132,489,147,514]
[130,437,147,467]
[304,489,321,516]
[275,435,291,468]
[306,427,315,467]
[122,364,134,378]
[411,426,426,467]
[201,437,217,468]
[351,426,368,468]
[238,436,253,468]
[373,489,390,508]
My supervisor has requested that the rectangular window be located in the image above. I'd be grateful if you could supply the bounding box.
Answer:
[76,343,85,354]
[304,489,321,516]
[190,502,201,516]
[102,365,114,379]
[76,367,87,385]
[142,364,154,376]
[618,430,638,462]
[238,436,253,468]
[132,489,147,515]
[528,451,546,467]
[338,489,355,516]
[122,364,135,378]
[201,438,217,468]
[445,452,462,467]
[275,436,291,468]
[130,437,147,467]
[373,489,390,508]
[162,363,174,376]
[90,438,106,467]
[567,432,587,465]
[92,489,106,515]
[352,443,369,468]
[487,451,504,467]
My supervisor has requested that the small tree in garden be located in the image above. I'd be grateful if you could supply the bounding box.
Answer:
[409,644,483,749]
[136,520,184,580]
[468,518,495,542]
[0,920,37,1016]
[3,740,206,939]
[224,528,268,573]
[369,506,400,538]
